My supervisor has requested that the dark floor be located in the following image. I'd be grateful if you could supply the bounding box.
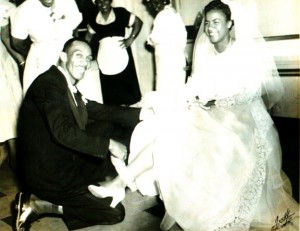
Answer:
[0,116,298,231]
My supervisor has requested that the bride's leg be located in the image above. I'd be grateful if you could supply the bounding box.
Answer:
[89,120,156,207]
[127,118,158,178]
[89,144,154,207]
[114,118,157,186]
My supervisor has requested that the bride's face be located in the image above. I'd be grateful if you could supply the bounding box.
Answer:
[204,9,231,45]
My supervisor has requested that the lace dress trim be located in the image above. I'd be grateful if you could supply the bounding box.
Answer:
[214,134,268,230]
[214,91,272,230]
[188,90,274,230]
[215,90,261,108]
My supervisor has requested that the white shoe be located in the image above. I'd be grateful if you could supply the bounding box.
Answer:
[88,185,125,208]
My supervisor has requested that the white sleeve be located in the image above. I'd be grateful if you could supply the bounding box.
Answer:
[10,4,30,39]
[148,10,181,46]
[62,0,82,29]
[1,1,16,27]
[128,13,135,27]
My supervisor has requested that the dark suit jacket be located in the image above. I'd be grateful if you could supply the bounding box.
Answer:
[18,65,140,200]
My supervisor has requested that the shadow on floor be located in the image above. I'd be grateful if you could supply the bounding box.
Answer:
[272,116,299,202]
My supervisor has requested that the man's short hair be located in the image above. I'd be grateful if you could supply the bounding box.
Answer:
[62,37,90,53]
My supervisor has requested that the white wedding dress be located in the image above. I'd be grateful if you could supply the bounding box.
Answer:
[129,39,299,231]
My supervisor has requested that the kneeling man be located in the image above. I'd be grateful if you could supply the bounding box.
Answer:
[16,38,141,230]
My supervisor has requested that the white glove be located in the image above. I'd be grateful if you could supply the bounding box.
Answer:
[109,139,127,161]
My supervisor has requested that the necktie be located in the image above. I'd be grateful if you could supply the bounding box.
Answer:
[73,89,88,130]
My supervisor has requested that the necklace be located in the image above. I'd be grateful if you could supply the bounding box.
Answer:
[213,37,233,54]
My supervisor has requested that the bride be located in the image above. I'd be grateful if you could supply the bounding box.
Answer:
[89,0,299,230]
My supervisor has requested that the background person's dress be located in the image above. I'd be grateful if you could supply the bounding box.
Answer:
[147,5,187,95]
[88,7,141,106]
[11,0,82,95]
[0,0,22,143]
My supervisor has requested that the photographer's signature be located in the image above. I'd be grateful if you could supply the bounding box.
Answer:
[271,209,295,230]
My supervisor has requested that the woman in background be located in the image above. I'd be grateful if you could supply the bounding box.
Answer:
[11,0,82,95]
[88,0,299,230]
[85,0,143,106]
[0,0,23,168]
[144,0,187,95]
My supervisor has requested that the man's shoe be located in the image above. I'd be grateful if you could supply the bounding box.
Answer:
[15,192,39,231]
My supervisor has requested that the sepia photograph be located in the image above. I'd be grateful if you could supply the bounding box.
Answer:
[0,0,299,230]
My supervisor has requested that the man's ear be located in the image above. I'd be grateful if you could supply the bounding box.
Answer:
[60,52,67,63]
[227,20,233,29]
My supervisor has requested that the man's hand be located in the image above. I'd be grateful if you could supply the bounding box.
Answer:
[109,139,127,161]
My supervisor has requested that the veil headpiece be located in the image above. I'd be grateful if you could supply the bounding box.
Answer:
[192,0,284,109]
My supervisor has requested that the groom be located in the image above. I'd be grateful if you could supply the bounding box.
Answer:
[15,38,141,230]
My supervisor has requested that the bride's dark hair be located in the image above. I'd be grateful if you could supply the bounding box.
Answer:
[204,0,232,21]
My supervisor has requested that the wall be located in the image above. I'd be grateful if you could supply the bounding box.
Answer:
[256,0,299,37]
[255,0,299,118]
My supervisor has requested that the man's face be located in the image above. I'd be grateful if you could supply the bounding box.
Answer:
[39,0,54,7]
[65,41,93,83]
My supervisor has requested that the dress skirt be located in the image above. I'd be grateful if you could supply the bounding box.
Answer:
[0,40,22,142]
[131,96,299,231]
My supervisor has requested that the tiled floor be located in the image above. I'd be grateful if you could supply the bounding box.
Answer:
[0,117,298,231]
[0,160,184,231]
